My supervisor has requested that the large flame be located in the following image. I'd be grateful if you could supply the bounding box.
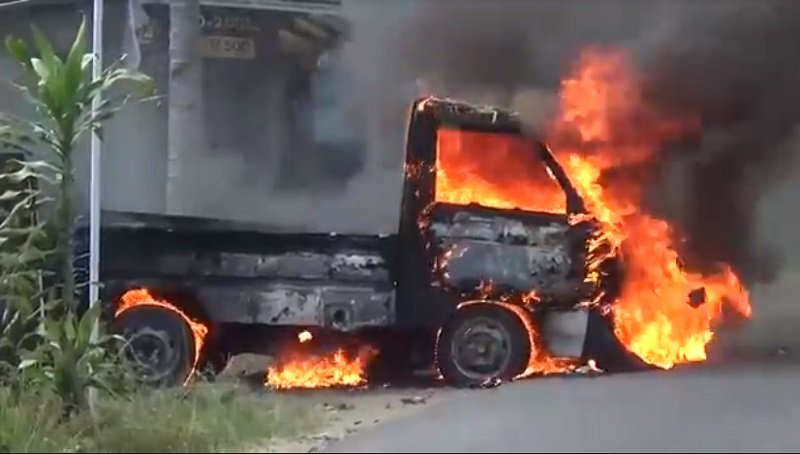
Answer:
[115,288,210,381]
[266,334,378,390]
[553,48,751,368]
[436,128,567,213]
[433,47,752,369]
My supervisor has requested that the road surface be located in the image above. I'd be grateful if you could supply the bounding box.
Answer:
[323,359,800,453]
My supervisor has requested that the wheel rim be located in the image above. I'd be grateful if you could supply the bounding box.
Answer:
[450,316,513,381]
[122,326,182,384]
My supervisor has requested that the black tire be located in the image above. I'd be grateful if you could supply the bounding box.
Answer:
[437,304,531,387]
[115,305,195,387]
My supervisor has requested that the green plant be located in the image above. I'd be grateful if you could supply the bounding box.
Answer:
[0,156,54,388]
[0,384,320,453]
[87,384,320,453]
[0,15,154,415]
[18,303,129,416]
[0,388,88,453]
[3,16,153,310]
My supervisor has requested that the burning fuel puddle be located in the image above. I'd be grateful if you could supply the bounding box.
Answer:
[245,363,610,396]
[243,369,449,395]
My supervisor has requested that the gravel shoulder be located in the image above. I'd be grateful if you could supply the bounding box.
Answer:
[221,352,450,453]
[262,386,447,453]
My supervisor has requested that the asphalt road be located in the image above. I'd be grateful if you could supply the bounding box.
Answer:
[324,359,800,453]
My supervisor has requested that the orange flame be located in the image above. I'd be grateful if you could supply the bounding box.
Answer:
[115,288,209,380]
[496,301,578,376]
[436,128,567,214]
[432,47,752,370]
[551,48,751,369]
[298,330,313,343]
[266,345,378,390]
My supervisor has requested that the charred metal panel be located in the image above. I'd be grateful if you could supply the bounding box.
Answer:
[320,286,395,330]
[96,218,393,282]
[331,253,389,281]
[416,97,523,135]
[204,252,389,281]
[194,282,394,330]
[430,211,569,245]
[430,209,581,300]
[92,215,397,329]
[121,250,389,282]
[114,249,390,285]
[157,254,198,275]
[216,251,332,279]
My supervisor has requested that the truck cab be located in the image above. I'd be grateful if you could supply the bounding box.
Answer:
[398,97,600,315]
[392,97,623,385]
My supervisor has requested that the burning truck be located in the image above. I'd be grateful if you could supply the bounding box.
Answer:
[88,49,752,390]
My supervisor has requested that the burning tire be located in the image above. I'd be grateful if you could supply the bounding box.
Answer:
[116,305,195,387]
[437,304,531,387]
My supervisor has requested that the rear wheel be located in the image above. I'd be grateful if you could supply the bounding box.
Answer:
[437,304,531,387]
[116,305,195,387]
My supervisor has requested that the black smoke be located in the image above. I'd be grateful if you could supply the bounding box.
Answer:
[639,1,800,283]
[342,0,800,284]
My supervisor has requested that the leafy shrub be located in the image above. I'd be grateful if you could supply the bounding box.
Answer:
[18,304,129,416]
[0,384,318,453]
[0,16,153,415]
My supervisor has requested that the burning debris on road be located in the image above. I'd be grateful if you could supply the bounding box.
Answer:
[266,347,378,390]
[266,331,378,390]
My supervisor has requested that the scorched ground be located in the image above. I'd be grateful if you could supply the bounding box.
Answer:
[86,47,751,391]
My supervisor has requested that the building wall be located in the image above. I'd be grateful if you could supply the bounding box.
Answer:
[0,3,93,216]
[103,0,169,215]
[0,1,358,226]
[0,1,171,216]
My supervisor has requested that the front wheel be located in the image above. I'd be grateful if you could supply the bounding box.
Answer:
[437,304,531,387]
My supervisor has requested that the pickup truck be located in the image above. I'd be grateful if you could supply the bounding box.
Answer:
[81,97,636,388]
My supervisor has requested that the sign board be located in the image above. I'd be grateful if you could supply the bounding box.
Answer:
[200,35,255,59]
[200,9,261,34]
[199,9,259,60]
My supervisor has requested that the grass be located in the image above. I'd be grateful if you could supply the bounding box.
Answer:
[0,383,321,453]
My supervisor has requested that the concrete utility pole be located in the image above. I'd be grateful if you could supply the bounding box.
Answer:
[167,0,203,214]
[88,0,104,336]
[87,0,105,417]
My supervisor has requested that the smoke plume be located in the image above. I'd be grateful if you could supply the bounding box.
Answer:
[342,0,800,284]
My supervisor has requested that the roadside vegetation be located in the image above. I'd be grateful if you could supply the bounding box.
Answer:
[0,17,316,453]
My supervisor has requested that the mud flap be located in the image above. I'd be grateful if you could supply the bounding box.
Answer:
[581,309,652,372]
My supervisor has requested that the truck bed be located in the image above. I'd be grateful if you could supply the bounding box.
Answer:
[77,211,398,331]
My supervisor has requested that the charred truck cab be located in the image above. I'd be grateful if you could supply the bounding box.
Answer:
[88,97,629,388]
